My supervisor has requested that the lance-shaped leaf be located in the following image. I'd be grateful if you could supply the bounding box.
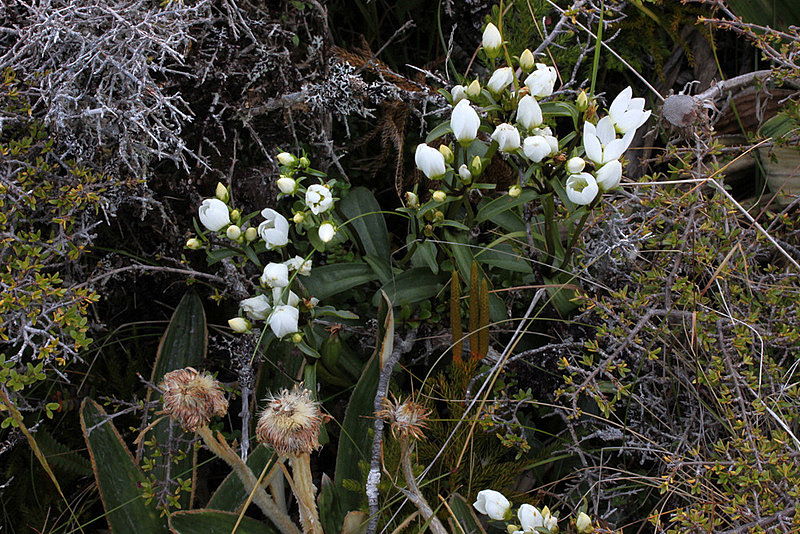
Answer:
[81,399,168,533]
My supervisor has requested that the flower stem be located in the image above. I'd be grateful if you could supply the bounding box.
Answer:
[398,438,448,534]
[197,426,300,534]
[288,454,323,534]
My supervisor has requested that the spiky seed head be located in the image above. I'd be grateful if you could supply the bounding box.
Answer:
[256,385,324,456]
[377,394,431,441]
[160,367,228,432]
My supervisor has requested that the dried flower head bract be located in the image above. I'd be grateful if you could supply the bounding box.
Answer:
[160,367,228,432]
[256,385,324,456]
[377,394,431,441]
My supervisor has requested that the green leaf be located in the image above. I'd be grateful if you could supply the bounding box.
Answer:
[145,291,207,509]
[444,229,474,279]
[80,399,168,533]
[302,263,378,300]
[372,268,442,307]
[447,492,486,534]
[169,510,274,534]
[206,446,276,512]
[475,189,538,224]
[425,120,454,143]
[334,293,394,526]
[339,187,392,282]
[411,240,439,274]
[475,242,533,274]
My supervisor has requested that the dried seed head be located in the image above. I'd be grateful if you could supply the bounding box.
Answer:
[256,385,324,456]
[377,394,431,441]
[160,367,228,432]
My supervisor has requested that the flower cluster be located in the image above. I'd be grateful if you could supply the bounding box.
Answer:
[188,152,342,342]
[473,489,594,533]
[412,23,650,209]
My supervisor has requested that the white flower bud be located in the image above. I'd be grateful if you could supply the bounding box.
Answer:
[226,225,241,240]
[524,63,557,98]
[522,135,551,163]
[595,160,623,191]
[318,222,336,243]
[566,157,586,174]
[215,182,229,202]
[451,84,467,104]
[519,48,535,72]
[508,185,522,197]
[261,262,290,288]
[432,190,447,202]
[491,123,521,153]
[414,143,446,179]
[517,95,543,130]
[466,79,481,99]
[482,23,502,58]
[240,295,271,321]
[198,198,230,232]
[487,67,514,94]
[458,164,472,184]
[405,191,419,208]
[228,317,251,333]
[576,512,593,533]
[186,238,202,250]
[473,489,511,520]
[451,100,480,144]
[277,152,296,166]
[305,183,334,215]
[276,176,297,194]
[245,226,259,242]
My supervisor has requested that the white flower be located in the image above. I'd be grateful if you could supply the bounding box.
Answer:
[318,222,336,243]
[583,117,634,165]
[523,136,551,163]
[518,504,545,531]
[576,512,593,533]
[566,172,599,206]
[277,152,296,166]
[258,208,290,249]
[305,184,334,215]
[450,99,481,144]
[240,295,272,321]
[276,176,297,194]
[285,255,312,276]
[517,95,543,130]
[473,490,511,520]
[261,262,289,288]
[272,287,301,307]
[491,123,521,153]
[487,67,514,94]
[451,84,467,104]
[198,198,230,232]
[524,63,557,98]
[482,23,502,57]
[415,143,447,179]
[608,86,651,134]
[595,160,623,191]
[228,317,251,333]
[566,156,586,174]
[269,305,299,338]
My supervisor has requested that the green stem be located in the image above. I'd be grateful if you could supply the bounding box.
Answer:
[560,208,593,270]
[197,427,300,534]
